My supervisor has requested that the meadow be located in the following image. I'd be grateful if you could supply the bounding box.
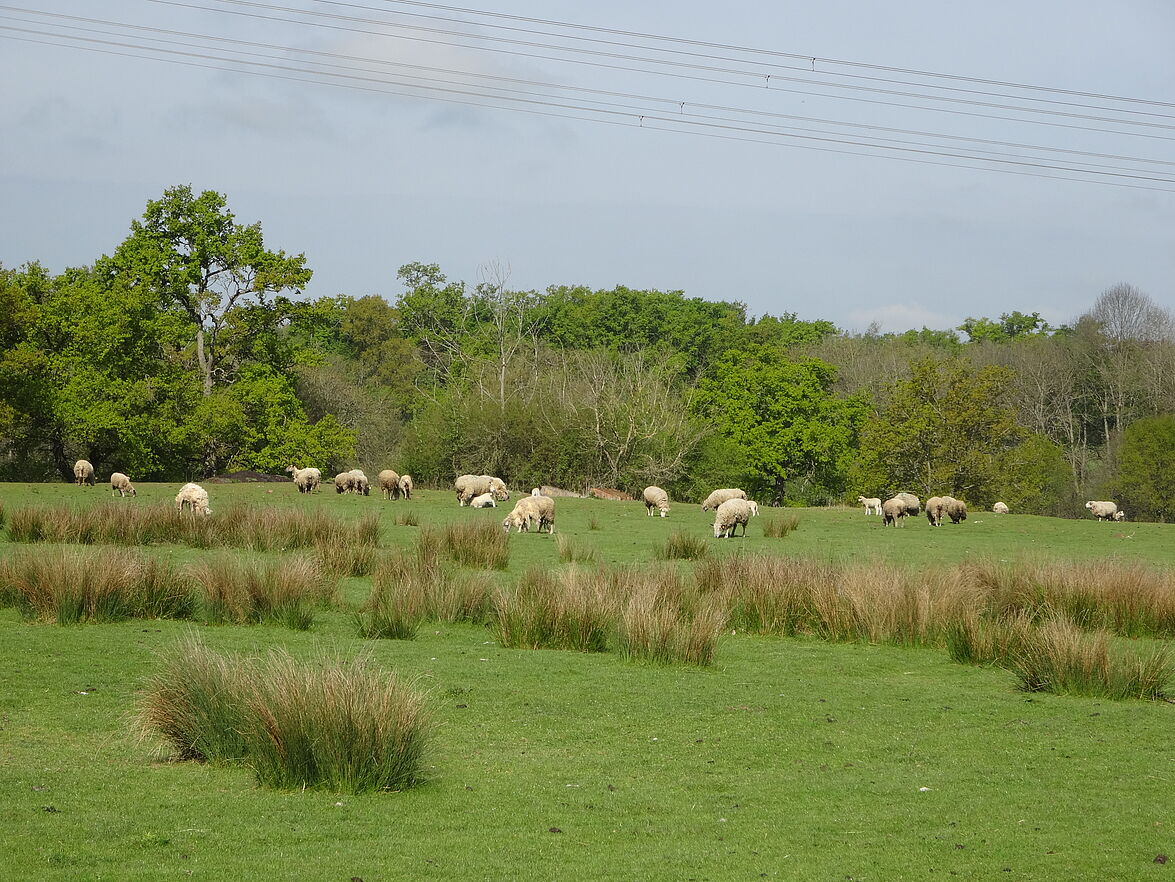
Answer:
[0,480,1171,880]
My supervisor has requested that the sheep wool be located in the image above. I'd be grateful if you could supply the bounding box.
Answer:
[713,498,753,538]
[110,472,136,498]
[73,459,95,487]
[701,488,747,511]
[642,486,670,518]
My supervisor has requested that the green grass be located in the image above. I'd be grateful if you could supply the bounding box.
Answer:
[0,482,1172,878]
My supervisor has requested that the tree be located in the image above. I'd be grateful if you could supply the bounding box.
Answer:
[1118,416,1175,522]
[694,348,868,503]
[854,357,1025,504]
[108,185,312,395]
[958,311,1050,344]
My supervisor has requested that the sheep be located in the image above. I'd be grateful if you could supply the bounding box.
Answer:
[945,498,968,524]
[174,482,212,516]
[73,459,95,487]
[992,502,1010,514]
[748,500,760,517]
[1113,510,1126,522]
[531,487,542,497]
[398,474,413,500]
[286,464,321,494]
[925,496,947,526]
[110,472,136,498]
[1085,500,1119,521]
[881,496,909,527]
[713,498,753,538]
[501,495,556,534]
[642,486,670,518]
[378,469,401,500]
[334,471,355,494]
[701,488,747,511]
[895,492,921,516]
[857,495,882,515]
[348,469,370,496]
[455,474,510,506]
[470,493,498,509]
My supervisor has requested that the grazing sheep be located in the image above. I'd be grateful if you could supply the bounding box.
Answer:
[348,469,370,496]
[378,469,401,500]
[73,459,95,487]
[175,482,212,516]
[398,474,413,500]
[455,474,509,506]
[286,464,321,494]
[110,472,136,498]
[1085,500,1119,521]
[925,496,947,526]
[895,492,921,516]
[713,498,753,538]
[701,488,747,512]
[334,471,355,494]
[882,496,909,527]
[642,486,670,518]
[945,498,968,524]
[470,493,498,509]
[992,502,1010,514]
[502,495,555,534]
[857,495,882,515]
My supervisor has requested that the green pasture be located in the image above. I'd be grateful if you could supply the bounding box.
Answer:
[0,481,1171,880]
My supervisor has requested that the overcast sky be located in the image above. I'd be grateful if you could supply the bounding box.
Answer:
[3,0,1173,332]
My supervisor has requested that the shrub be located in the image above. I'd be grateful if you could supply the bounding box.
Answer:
[654,530,709,561]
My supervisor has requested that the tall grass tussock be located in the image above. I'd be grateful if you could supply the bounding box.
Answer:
[492,568,615,652]
[433,521,509,569]
[138,635,433,792]
[654,530,709,561]
[761,513,800,538]
[189,554,336,630]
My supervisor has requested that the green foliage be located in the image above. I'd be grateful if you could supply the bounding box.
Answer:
[1118,415,1175,522]
[854,357,1025,504]
[694,348,868,503]
[958,311,1051,343]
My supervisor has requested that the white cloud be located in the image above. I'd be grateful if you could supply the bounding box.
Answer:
[847,302,957,334]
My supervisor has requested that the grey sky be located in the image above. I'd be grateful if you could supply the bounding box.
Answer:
[2,0,1173,332]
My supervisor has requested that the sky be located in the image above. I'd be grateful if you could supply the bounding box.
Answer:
[2,0,1173,333]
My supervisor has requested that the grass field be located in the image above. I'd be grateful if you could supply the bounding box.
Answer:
[1,481,1171,880]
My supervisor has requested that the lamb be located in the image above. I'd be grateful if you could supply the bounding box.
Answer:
[73,459,95,487]
[1085,500,1119,521]
[747,500,760,517]
[992,502,1010,514]
[925,496,947,526]
[398,474,413,500]
[713,498,753,538]
[501,495,555,534]
[286,464,321,494]
[455,474,509,506]
[378,469,401,500]
[642,486,670,518]
[945,497,968,524]
[470,493,497,508]
[882,496,909,527]
[531,487,542,497]
[110,472,136,498]
[857,495,882,515]
[348,469,370,496]
[175,482,212,516]
[1113,510,1126,522]
[701,488,747,511]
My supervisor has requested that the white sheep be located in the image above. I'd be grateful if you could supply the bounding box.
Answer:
[1085,500,1119,521]
[713,498,753,538]
[701,488,747,511]
[286,464,321,494]
[857,495,882,515]
[992,502,1010,514]
[531,487,542,497]
[925,496,947,526]
[73,459,95,487]
[642,486,670,517]
[895,492,921,516]
[1113,510,1126,522]
[455,474,509,506]
[881,496,908,527]
[398,474,413,500]
[175,482,212,516]
[747,500,760,517]
[378,469,401,500]
[945,498,967,523]
[348,469,370,496]
[502,495,555,533]
[110,472,136,498]
[334,471,355,494]
[470,493,498,509]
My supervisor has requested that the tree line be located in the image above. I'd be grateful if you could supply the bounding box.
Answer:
[2,185,1172,519]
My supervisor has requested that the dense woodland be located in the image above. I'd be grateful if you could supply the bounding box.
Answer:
[2,185,1174,519]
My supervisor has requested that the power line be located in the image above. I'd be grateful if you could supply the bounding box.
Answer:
[4,21,1174,191]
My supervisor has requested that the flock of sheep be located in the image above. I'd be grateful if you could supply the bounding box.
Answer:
[67,459,1130,531]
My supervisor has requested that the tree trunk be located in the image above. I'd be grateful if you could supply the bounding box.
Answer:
[196,327,213,396]
[49,430,72,482]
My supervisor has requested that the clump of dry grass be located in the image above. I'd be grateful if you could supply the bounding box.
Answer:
[492,568,615,652]
[556,534,597,564]
[434,521,509,570]
[138,635,433,791]
[0,547,194,624]
[615,565,725,666]
[654,529,709,561]
[189,554,336,630]
[761,513,800,538]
